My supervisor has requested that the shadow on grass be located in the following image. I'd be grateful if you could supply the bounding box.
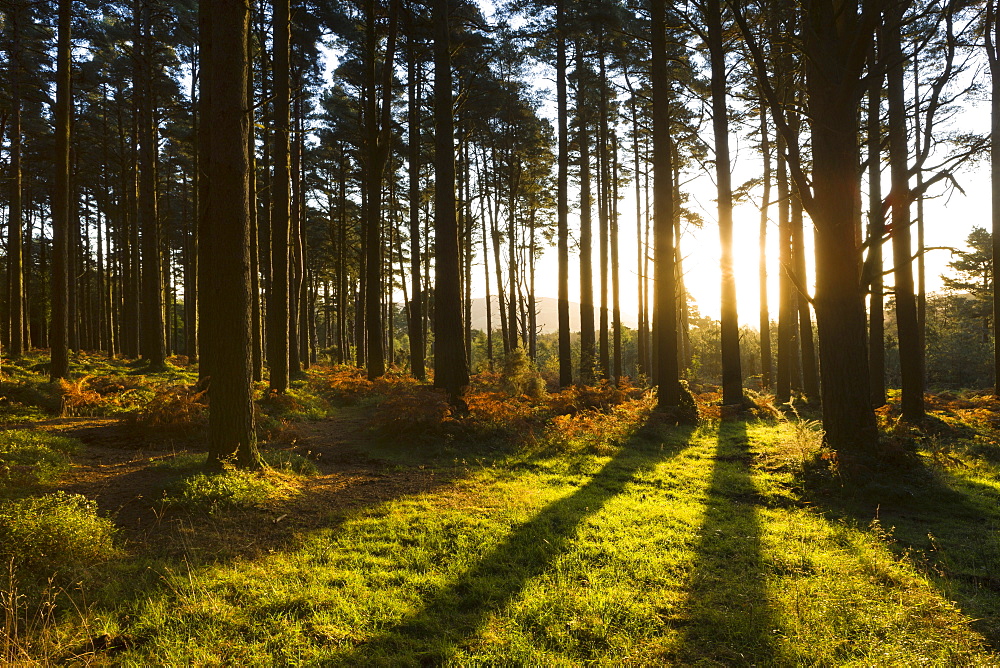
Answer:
[333,420,697,665]
[803,449,1000,649]
[670,419,778,665]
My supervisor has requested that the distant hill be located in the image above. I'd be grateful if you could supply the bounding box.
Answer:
[470,296,638,334]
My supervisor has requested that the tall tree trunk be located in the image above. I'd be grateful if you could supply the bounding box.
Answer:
[248,11,262,381]
[205,0,258,469]
[988,0,1000,396]
[597,34,610,379]
[406,14,426,380]
[651,0,680,406]
[432,0,470,401]
[758,93,772,390]
[791,191,818,398]
[611,129,622,381]
[802,0,879,452]
[50,0,71,381]
[7,2,24,359]
[887,1,924,422]
[289,90,303,376]
[556,0,571,386]
[707,0,742,404]
[137,0,165,370]
[775,134,797,403]
[867,38,886,407]
[268,0,290,392]
[576,41,596,383]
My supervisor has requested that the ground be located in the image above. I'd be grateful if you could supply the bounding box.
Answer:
[0,360,998,665]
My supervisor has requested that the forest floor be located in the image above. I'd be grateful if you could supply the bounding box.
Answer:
[0,353,998,665]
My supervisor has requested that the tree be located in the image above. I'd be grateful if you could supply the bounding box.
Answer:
[733,0,879,452]
[705,0,742,405]
[885,0,924,422]
[50,0,72,381]
[987,0,1000,395]
[433,0,470,401]
[203,0,258,469]
[556,0,572,387]
[268,0,291,393]
[651,0,680,407]
[943,227,993,339]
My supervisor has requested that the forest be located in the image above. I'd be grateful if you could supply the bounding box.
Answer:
[0,0,998,663]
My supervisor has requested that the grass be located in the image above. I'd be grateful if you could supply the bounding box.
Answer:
[0,430,82,490]
[0,360,996,664]
[33,416,993,665]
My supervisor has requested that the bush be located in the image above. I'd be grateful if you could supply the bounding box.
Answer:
[122,384,208,437]
[164,469,277,513]
[0,492,117,581]
[262,450,319,476]
[0,431,81,486]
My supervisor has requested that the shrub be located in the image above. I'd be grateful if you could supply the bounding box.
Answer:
[0,492,117,581]
[122,384,208,437]
[0,380,61,418]
[0,431,81,486]
[58,377,106,417]
[368,384,453,440]
[262,449,319,476]
[164,469,279,513]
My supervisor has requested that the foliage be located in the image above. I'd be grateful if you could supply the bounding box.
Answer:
[0,492,117,582]
[0,430,81,487]
[163,469,281,514]
[121,384,208,437]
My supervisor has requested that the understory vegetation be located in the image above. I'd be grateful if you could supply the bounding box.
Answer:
[0,353,996,664]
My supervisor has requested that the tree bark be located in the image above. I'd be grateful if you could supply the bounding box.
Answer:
[556,0,572,386]
[205,0,258,469]
[707,0,742,404]
[432,0,470,400]
[651,0,680,406]
[50,0,71,380]
[268,0,290,393]
[886,1,924,422]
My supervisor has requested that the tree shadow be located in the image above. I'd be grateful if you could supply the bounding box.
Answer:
[669,419,778,666]
[333,421,697,665]
[801,452,1000,649]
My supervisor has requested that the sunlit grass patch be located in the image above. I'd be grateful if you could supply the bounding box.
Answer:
[15,398,1000,665]
[0,429,82,487]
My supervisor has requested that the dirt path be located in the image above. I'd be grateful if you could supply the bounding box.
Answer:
[31,414,455,560]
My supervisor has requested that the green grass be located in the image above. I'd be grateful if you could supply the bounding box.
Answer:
[0,429,82,489]
[53,417,996,665]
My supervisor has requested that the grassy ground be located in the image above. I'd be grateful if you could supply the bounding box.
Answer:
[0,355,997,665]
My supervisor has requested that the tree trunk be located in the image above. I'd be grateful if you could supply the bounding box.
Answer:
[407,14,426,380]
[137,0,165,370]
[576,41,596,384]
[803,0,879,452]
[651,0,680,406]
[707,0,742,404]
[886,1,924,422]
[432,0,470,401]
[205,0,258,469]
[867,38,886,407]
[758,93,772,390]
[268,0,290,392]
[556,0,571,386]
[50,0,71,381]
[988,0,1000,396]
[7,2,24,359]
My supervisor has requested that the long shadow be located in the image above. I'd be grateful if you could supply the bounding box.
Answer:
[802,451,1000,649]
[333,421,697,665]
[671,419,778,666]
